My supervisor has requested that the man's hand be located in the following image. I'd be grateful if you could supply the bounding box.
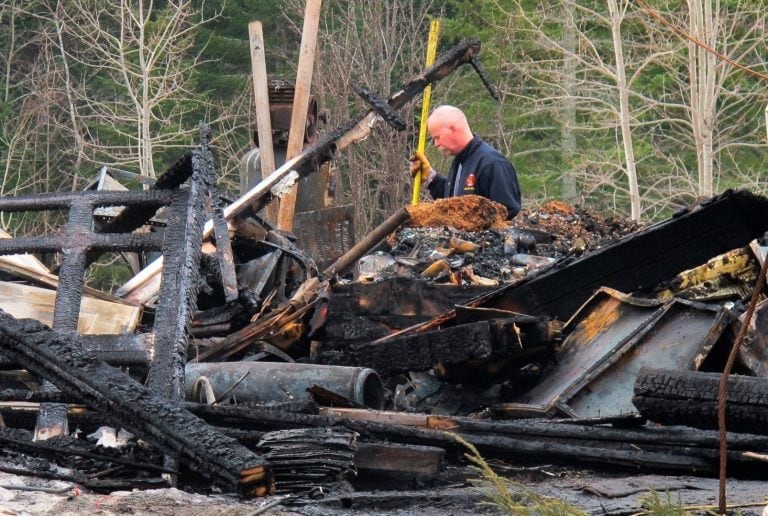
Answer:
[409,150,432,182]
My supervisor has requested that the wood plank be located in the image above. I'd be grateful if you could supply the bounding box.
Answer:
[356,443,444,476]
[0,281,140,335]
[276,0,322,232]
[319,407,456,429]
[248,21,278,223]
[0,228,50,275]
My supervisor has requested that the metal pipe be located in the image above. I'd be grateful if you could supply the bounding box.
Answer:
[323,207,410,277]
[185,362,385,410]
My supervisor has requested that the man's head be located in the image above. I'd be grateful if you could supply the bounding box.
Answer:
[427,105,474,156]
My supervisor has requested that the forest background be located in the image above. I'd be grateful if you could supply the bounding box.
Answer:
[1,0,766,242]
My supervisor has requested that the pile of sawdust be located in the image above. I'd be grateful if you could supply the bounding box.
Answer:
[539,200,575,215]
[405,195,508,231]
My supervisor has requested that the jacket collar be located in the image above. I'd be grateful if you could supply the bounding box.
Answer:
[455,135,481,163]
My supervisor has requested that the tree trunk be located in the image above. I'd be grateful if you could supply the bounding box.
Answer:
[687,0,717,198]
[608,0,641,220]
[561,0,578,203]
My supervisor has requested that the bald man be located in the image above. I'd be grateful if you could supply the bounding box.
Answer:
[411,105,521,218]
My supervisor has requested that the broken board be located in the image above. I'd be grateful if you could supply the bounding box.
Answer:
[0,281,140,334]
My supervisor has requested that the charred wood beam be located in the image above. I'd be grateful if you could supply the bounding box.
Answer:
[0,389,69,402]
[315,320,495,374]
[147,151,208,402]
[147,139,214,482]
[633,367,768,434]
[320,279,495,343]
[328,278,494,318]
[0,190,174,213]
[0,313,274,497]
[186,404,768,478]
[0,334,153,368]
[315,317,552,376]
[96,153,194,235]
[0,233,164,255]
[321,314,427,344]
[77,333,153,367]
[39,199,93,439]
[205,161,239,303]
[118,39,487,305]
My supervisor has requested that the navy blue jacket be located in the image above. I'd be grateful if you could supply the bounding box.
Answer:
[427,136,521,218]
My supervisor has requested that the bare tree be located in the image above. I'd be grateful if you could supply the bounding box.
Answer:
[0,2,79,231]
[683,0,766,197]
[53,0,221,178]
[501,0,672,220]
[607,0,641,219]
[503,0,767,219]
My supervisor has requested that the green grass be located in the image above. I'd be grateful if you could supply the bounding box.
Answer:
[453,433,588,515]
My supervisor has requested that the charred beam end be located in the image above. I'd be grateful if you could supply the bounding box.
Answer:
[0,312,274,497]
[633,367,768,434]
[99,153,194,235]
[469,55,500,101]
[352,85,406,131]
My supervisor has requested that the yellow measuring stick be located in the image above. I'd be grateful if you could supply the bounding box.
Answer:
[411,19,440,206]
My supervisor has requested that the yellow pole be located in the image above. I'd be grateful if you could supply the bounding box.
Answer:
[411,19,440,206]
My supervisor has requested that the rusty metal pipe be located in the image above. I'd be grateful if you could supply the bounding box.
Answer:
[185,362,385,410]
[323,207,410,277]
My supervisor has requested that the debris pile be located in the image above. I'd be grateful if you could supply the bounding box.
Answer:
[359,197,642,285]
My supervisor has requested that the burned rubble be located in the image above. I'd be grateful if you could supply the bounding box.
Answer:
[0,41,767,515]
[0,171,767,514]
[358,197,642,285]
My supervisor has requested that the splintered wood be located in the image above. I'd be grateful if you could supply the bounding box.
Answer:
[405,195,507,231]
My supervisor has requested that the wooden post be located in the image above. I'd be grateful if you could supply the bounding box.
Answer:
[248,21,279,224]
[276,0,322,232]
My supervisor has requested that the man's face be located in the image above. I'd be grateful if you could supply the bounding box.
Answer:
[428,119,463,156]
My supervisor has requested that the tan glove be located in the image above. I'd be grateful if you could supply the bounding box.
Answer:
[409,150,432,182]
